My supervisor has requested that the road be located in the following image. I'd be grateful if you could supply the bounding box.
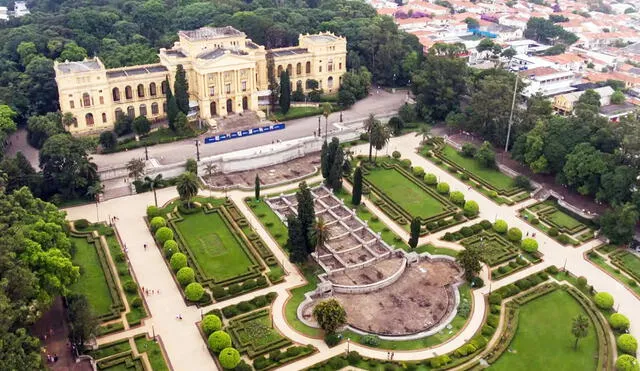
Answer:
[92,90,408,169]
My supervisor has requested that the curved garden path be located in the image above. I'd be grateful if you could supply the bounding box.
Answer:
[62,133,640,370]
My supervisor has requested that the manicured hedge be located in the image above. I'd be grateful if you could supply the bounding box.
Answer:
[609,313,631,331]
[221,292,277,319]
[617,334,638,355]
[594,292,614,310]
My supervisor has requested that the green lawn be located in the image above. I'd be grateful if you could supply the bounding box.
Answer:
[174,211,254,281]
[440,145,514,190]
[615,251,640,278]
[69,237,114,317]
[135,336,169,371]
[547,210,583,230]
[247,198,289,248]
[284,263,323,337]
[490,290,598,371]
[588,252,640,296]
[270,106,323,121]
[365,167,445,219]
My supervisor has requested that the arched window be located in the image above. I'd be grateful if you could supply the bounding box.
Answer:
[137,84,145,98]
[127,106,135,118]
[328,76,334,89]
[112,88,120,102]
[305,61,311,74]
[296,80,302,90]
[149,82,157,96]
[162,102,167,113]
[139,104,147,116]
[328,59,334,72]
[82,93,91,107]
[161,81,168,95]
[277,65,283,77]
[151,102,159,115]
[102,113,107,123]
[85,113,94,126]
[115,108,123,120]
[125,86,133,100]
[286,64,292,76]
[296,63,302,75]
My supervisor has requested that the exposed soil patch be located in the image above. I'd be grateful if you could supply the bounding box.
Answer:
[328,258,404,286]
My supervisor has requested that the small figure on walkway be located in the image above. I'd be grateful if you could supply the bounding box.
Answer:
[144,243,147,251]
[526,231,529,237]
[391,352,394,360]
[54,354,58,362]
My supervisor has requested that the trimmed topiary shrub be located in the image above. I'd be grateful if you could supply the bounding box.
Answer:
[521,238,538,253]
[488,292,502,305]
[185,282,204,302]
[610,313,631,331]
[480,220,492,229]
[618,334,638,355]
[219,347,241,369]
[436,182,450,194]
[507,227,522,242]
[493,220,508,233]
[131,297,142,308]
[202,314,222,335]
[146,206,160,218]
[392,150,401,159]
[74,219,90,229]
[488,190,498,198]
[150,216,167,232]
[155,227,174,244]
[412,166,425,178]
[594,292,614,310]
[123,280,137,294]
[615,354,640,371]
[424,173,437,185]
[176,267,195,286]
[400,159,411,169]
[450,191,465,206]
[163,239,178,257]
[170,252,188,271]
[577,276,588,288]
[548,228,559,237]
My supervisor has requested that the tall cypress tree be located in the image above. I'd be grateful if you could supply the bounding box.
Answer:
[286,215,308,263]
[320,141,330,179]
[255,174,260,200]
[279,71,291,114]
[174,64,189,114]
[296,181,315,254]
[409,217,420,249]
[267,57,279,113]
[352,166,363,205]
[328,147,344,191]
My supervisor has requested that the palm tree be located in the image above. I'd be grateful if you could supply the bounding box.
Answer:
[86,182,105,221]
[312,217,330,256]
[62,112,76,127]
[419,124,431,144]
[571,314,589,351]
[126,158,146,180]
[363,113,380,162]
[204,162,218,197]
[370,121,391,161]
[322,102,332,140]
[143,174,163,207]
[176,171,198,209]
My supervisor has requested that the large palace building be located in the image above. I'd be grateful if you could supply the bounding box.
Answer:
[54,26,347,134]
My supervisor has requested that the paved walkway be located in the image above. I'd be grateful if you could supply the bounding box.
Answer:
[62,133,640,370]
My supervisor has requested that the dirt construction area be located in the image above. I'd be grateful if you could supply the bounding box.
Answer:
[305,259,463,336]
[203,152,320,188]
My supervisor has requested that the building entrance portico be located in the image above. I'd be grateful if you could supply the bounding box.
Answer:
[226,99,233,114]
[210,101,217,116]
[242,96,248,111]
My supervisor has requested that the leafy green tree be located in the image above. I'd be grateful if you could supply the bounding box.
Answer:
[173,112,192,136]
[562,143,607,196]
[388,116,404,135]
[600,203,639,245]
[132,116,151,136]
[176,171,198,208]
[313,299,347,334]
[524,17,578,45]
[352,166,363,206]
[611,91,625,105]
[185,158,198,174]
[296,181,316,254]
[99,131,117,150]
[328,146,344,191]
[174,64,189,114]
[267,57,279,113]
[597,166,636,205]
[0,152,42,196]
[114,115,133,136]
[370,120,391,160]
[68,293,98,353]
[26,112,64,149]
[338,67,372,107]
[457,246,482,281]
[287,215,307,263]
[576,89,601,112]
[127,158,146,180]
[279,70,291,114]
[571,314,589,351]
[464,17,479,30]
[475,141,496,168]
[409,217,420,249]
[320,140,330,179]
[59,42,88,61]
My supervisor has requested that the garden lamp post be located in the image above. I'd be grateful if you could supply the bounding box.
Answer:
[318,116,321,137]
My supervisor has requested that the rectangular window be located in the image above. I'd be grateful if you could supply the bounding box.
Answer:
[69,101,75,109]
[102,113,107,123]
[225,84,231,94]
[319,66,322,72]
[209,86,215,96]
[99,96,104,105]
[241,81,247,92]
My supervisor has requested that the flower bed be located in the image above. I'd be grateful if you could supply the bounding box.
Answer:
[227,309,292,358]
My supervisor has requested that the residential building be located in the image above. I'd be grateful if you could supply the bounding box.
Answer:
[552,86,614,114]
[519,67,576,97]
[54,26,347,134]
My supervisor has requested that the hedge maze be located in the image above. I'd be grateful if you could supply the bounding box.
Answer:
[610,250,640,283]
[359,160,466,234]
[519,199,595,245]
[461,232,520,267]
[155,198,281,303]
[227,309,292,358]
[89,335,169,371]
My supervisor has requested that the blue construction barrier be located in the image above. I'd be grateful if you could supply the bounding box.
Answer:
[204,123,286,144]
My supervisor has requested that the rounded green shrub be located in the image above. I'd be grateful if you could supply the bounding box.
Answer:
[202,314,222,335]
[616,354,640,371]
[618,334,638,355]
[74,219,90,229]
[150,216,166,231]
[488,190,498,198]
[208,331,232,353]
[176,267,195,286]
[577,276,588,288]
[594,292,614,310]
[548,227,559,237]
[488,292,502,305]
[610,313,631,331]
[436,182,450,194]
[123,280,137,294]
[392,150,401,159]
[219,347,241,369]
[424,173,437,185]
[400,159,411,168]
[155,227,174,244]
[131,297,142,308]
[163,239,178,257]
[170,252,188,271]
[493,220,508,233]
[507,227,522,242]
[450,191,465,206]
[147,205,160,218]
[185,282,204,302]
[521,238,538,253]
[412,166,425,177]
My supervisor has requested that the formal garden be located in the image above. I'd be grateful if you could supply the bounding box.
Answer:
[353,155,480,234]
[419,138,531,205]
[87,335,170,371]
[146,196,285,305]
[70,220,148,334]
[200,292,316,371]
[519,198,597,246]
[587,244,640,297]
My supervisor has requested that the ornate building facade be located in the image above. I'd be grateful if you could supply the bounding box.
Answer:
[54,26,347,134]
